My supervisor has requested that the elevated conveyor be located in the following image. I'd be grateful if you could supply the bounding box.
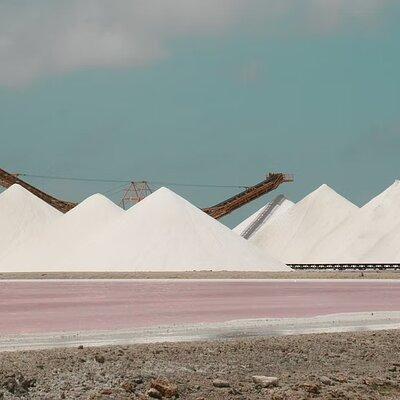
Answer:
[203,173,293,220]
[0,168,76,213]
[0,168,293,218]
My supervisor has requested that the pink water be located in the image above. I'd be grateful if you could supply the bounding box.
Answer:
[0,280,399,334]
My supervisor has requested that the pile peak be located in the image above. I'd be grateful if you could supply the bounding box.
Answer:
[0,183,27,197]
[0,184,62,261]
[1,184,52,206]
[0,192,125,270]
[50,187,289,272]
[324,181,400,263]
[251,184,358,263]
[67,193,122,216]
[0,184,61,216]
[307,183,344,199]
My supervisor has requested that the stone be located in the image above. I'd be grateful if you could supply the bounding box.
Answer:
[252,376,279,388]
[151,378,178,398]
[320,376,333,386]
[147,387,162,399]
[95,355,105,364]
[2,373,36,396]
[212,379,230,388]
[121,382,136,393]
[300,382,320,394]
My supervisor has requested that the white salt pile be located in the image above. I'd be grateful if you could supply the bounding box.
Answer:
[250,184,358,264]
[234,197,294,235]
[0,194,125,270]
[0,185,61,261]
[43,187,289,272]
[309,181,400,263]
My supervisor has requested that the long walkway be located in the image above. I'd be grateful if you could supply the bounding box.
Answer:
[1,280,400,335]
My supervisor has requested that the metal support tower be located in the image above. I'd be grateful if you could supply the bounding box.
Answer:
[120,181,152,210]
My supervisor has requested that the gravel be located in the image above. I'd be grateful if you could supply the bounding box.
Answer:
[0,330,399,399]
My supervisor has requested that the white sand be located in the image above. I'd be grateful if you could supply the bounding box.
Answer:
[250,184,358,263]
[233,198,294,235]
[53,187,289,272]
[0,185,61,261]
[0,194,124,270]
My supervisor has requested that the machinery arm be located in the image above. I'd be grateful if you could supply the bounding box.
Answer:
[202,173,293,220]
[0,168,76,213]
[0,167,293,218]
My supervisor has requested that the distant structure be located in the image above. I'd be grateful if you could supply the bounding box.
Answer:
[0,166,293,218]
[119,181,153,210]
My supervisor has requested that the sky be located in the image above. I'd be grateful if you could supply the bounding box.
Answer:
[0,0,400,227]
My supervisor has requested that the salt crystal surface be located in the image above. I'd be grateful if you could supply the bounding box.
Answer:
[50,187,289,272]
[250,184,358,263]
[310,181,400,263]
[0,194,124,270]
[0,185,61,261]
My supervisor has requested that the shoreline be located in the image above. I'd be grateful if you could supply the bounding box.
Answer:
[0,270,399,280]
[1,311,400,352]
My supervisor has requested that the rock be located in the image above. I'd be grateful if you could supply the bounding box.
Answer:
[121,382,136,393]
[252,376,279,388]
[300,382,320,394]
[147,387,162,399]
[1,373,36,396]
[212,379,230,388]
[101,389,113,395]
[134,377,144,384]
[320,376,333,386]
[333,374,348,383]
[95,354,105,364]
[151,378,178,398]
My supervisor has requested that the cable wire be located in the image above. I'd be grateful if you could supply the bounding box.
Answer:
[19,173,249,189]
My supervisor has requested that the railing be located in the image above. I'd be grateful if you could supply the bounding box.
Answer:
[241,194,286,239]
[288,263,400,271]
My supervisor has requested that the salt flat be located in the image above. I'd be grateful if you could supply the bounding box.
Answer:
[0,279,399,337]
[0,311,399,352]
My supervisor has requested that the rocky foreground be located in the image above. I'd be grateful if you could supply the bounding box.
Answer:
[0,330,400,399]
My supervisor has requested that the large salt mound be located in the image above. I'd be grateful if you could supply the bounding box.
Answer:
[0,194,124,270]
[250,184,358,263]
[51,187,289,272]
[0,185,61,261]
[234,198,294,235]
[311,181,400,263]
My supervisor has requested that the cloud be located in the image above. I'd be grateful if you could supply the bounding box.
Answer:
[0,0,391,87]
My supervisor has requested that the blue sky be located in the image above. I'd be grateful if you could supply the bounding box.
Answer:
[0,1,399,226]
